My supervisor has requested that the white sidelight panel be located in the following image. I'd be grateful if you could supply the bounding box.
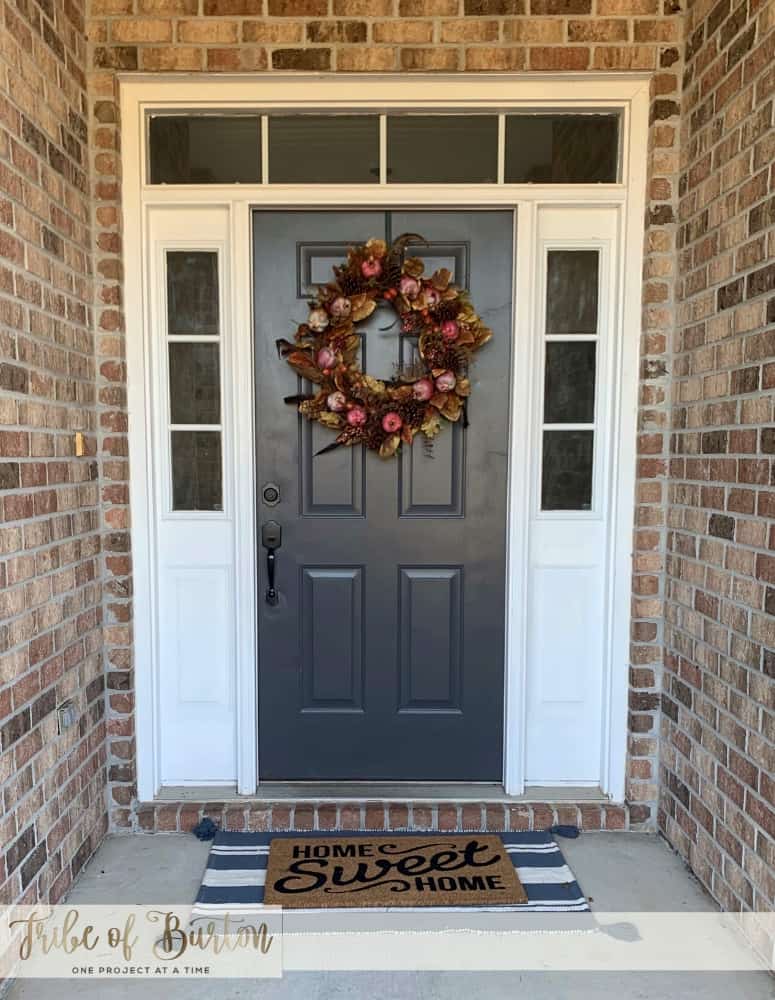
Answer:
[147,205,237,786]
[525,205,620,786]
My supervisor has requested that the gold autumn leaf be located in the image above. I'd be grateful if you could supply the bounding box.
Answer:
[442,394,462,421]
[456,327,476,346]
[430,268,451,290]
[421,412,441,438]
[403,257,425,278]
[287,351,323,383]
[360,374,386,395]
[379,434,401,458]
[475,325,493,347]
[317,412,344,429]
[365,238,387,257]
[429,392,447,410]
[456,378,471,397]
[350,294,376,322]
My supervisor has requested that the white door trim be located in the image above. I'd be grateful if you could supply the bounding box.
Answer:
[120,73,649,801]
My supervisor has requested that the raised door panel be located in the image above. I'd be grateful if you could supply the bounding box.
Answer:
[298,241,367,516]
[159,565,235,784]
[301,567,364,712]
[398,567,462,713]
[398,240,469,517]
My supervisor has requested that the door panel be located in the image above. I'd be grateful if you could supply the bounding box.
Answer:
[254,210,513,780]
[301,567,364,711]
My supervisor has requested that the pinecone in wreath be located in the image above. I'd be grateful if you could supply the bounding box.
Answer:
[401,398,430,429]
[435,300,460,323]
[383,250,404,289]
[335,268,364,297]
[361,418,388,451]
[423,343,468,375]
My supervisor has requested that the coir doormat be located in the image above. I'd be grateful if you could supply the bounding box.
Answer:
[193,831,590,919]
[263,835,527,908]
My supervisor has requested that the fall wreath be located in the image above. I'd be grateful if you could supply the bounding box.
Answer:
[277,234,493,459]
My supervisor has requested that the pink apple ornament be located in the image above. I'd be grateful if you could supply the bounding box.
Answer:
[381,412,403,433]
[400,275,420,300]
[435,371,456,393]
[330,296,352,320]
[361,256,382,279]
[346,406,367,427]
[412,378,434,402]
[441,320,459,343]
[317,347,337,371]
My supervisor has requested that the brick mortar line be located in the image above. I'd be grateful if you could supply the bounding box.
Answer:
[660,778,772,851]
[3,743,107,867]
[0,584,103,631]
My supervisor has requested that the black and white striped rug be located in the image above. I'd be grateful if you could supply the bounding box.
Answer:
[193,830,590,924]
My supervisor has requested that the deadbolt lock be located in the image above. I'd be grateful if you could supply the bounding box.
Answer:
[262,483,280,506]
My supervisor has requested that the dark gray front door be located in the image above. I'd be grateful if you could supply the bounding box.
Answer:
[254,210,513,780]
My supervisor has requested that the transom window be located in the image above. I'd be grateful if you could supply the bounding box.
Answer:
[147,112,621,186]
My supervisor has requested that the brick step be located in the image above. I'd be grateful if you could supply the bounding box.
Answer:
[130,800,643,835]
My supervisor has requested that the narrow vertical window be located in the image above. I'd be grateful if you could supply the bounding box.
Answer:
[540,250,599,511]
[166,251,223,511]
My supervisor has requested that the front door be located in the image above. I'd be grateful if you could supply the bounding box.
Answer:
[254,210,513,780]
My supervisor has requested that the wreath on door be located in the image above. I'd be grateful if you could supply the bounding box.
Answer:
[277,234,493,458]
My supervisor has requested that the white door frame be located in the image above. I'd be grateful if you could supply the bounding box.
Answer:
[120,73,650,801]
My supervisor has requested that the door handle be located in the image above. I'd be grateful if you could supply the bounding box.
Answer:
[261,521,282,606]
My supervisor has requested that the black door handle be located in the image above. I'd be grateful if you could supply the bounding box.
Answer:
[266,548,278,606]
[262,521,282,606]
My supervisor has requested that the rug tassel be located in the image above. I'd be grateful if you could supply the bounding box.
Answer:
[192,817,219,841]
[549,824,580,839]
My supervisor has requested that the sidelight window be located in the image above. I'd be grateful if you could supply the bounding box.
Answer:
[540,249,600,512]
[165,251,223,512]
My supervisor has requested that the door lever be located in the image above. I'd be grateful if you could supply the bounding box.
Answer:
[261,521,282,606]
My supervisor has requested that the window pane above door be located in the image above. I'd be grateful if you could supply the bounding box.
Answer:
[269,116,379,184]
[387,116,498,183]
[149,115,261,184]
[505,114,619,183]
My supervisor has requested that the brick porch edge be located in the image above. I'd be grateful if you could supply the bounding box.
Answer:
[128,800,640,834]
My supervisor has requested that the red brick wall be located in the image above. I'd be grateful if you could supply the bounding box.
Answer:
[661,0,774,954]
[88,2,683,835]
[0,0,107,907]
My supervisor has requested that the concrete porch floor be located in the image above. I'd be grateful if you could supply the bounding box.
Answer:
[10,833,773,1000]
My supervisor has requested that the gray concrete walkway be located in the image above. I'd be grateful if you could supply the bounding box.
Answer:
[9,833,773,999]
